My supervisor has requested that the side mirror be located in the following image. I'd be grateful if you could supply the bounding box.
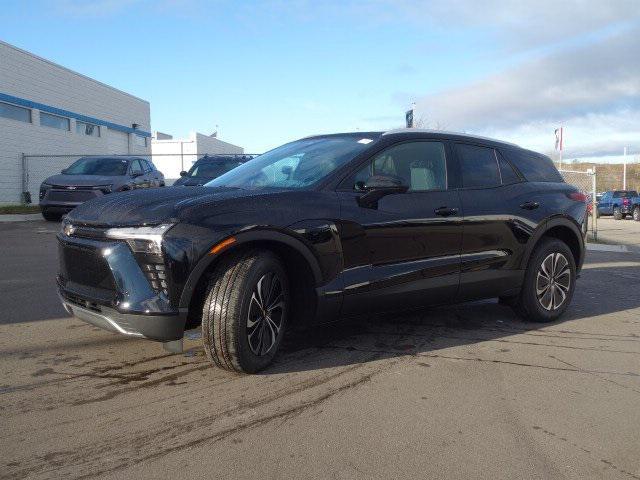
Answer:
[357,175,408,208]
[180,171,188,177]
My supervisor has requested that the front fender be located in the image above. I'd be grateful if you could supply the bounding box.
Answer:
[177,228,324,309]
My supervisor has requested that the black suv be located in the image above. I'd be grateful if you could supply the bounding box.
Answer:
[172,155,251,187]
[40,156,165,221]
[58,130,587,373]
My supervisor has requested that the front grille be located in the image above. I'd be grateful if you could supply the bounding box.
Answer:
[71,226,108,240]
[50,184,95,190]
[60,242,116,291]
[63,291,103,312]
[47,189,98,202]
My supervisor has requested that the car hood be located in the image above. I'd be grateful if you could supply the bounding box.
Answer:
[45,174,119,186]
[65,186,294,227]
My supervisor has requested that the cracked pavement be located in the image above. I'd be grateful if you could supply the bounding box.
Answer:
[1,221,639,479]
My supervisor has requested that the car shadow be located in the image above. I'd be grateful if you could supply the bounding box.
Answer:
[263,260,640,375]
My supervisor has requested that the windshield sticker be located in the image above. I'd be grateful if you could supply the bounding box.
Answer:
[358,138,373,144]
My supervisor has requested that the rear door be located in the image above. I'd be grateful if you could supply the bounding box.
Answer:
[336,140,463,314]
[454,143,534,301]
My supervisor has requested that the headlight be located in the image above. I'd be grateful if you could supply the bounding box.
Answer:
[96,184,113,194]
[105,224,174,255]
[40,183,52,199]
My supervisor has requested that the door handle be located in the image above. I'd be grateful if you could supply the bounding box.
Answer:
[520,201,540,210]
[434,206,458,217]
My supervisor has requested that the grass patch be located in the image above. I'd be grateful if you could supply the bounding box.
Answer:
[0,204,41,214]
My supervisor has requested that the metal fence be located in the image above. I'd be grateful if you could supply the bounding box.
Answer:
[559,168,598,239]
[20,152,260,204]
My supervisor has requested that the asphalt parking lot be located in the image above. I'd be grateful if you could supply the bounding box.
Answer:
[1,220,640,480]
[594,216,640,249]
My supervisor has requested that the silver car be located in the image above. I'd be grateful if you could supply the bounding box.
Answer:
[39,156,165,221]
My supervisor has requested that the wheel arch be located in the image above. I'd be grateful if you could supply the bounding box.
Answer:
[521,217,585,273]
[179,229,322,328]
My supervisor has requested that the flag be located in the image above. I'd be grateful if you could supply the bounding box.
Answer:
[554,127,563,151]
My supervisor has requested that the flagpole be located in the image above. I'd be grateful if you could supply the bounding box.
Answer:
[559,126,563,171]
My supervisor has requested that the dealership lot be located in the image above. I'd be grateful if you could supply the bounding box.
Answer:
[595,216,640,250]
[1,220,640,479]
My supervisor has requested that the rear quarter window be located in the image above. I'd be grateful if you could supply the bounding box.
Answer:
[503,149,563,183]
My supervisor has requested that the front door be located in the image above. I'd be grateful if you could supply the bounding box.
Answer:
[336,140,463,315]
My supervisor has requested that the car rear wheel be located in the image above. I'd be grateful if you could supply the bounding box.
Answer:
[633,207,640,222]
[613,206,623,220]
[41,210,62,222]
[512,238,576,323]
[201,249,289,373]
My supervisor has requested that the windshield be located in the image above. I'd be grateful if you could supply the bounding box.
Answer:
[205,136,377,190]
[188,159,244,178]
[65,157,129,176]
[613,191,638,198]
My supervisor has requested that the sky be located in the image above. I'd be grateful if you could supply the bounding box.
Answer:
[1,0,639,161]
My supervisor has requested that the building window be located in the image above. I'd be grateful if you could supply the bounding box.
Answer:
[76,120,100,137]
[40,111,70,131]
[0,101,31,123]
[134,135,147,147]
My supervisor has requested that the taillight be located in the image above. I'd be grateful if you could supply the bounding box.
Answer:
[623,198,630,205]
[567,192,588,203]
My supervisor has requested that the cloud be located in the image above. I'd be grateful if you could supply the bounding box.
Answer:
[412,21,640,158]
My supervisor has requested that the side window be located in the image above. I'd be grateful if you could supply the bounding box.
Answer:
[130,159,143,175]
[350,141,447,192]
[456,144,501,188]
[143,160,153,173]
[496,151,521,185]
[505,149,563,183]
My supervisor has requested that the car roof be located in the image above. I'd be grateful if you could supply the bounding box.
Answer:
[303,129,520,150]
[77,156,138,162]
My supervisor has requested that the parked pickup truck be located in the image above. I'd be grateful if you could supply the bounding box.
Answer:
[596,190,640,221]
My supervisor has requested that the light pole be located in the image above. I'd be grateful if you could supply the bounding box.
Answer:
[623,146,627,190]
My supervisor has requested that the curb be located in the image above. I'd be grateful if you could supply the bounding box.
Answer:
[0,213,44,223]
[586,242,640,254]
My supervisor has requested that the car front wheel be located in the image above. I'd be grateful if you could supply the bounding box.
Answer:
[41,210,62,222]
[202,249,289,373]
[512,238,576,323]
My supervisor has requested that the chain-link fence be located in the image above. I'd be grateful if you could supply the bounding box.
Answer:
[558,168,598,240]
[19,152,260,204]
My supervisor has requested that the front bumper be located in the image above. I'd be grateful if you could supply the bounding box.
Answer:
[60,297,186,341]
[621,205,634,214]
[58,233,187,341]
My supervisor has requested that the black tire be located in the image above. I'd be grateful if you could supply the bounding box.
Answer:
[41,210,62,222]
[633,207,640,222]
[202,249,289,373]
[512,238,576,323]
[613,206,622,220]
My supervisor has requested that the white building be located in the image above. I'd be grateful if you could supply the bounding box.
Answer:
[0,40,151,204]
[151,131,244,180]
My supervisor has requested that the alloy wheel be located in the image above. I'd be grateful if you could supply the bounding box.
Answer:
[536,252,571,311]
[247,272,285,356]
